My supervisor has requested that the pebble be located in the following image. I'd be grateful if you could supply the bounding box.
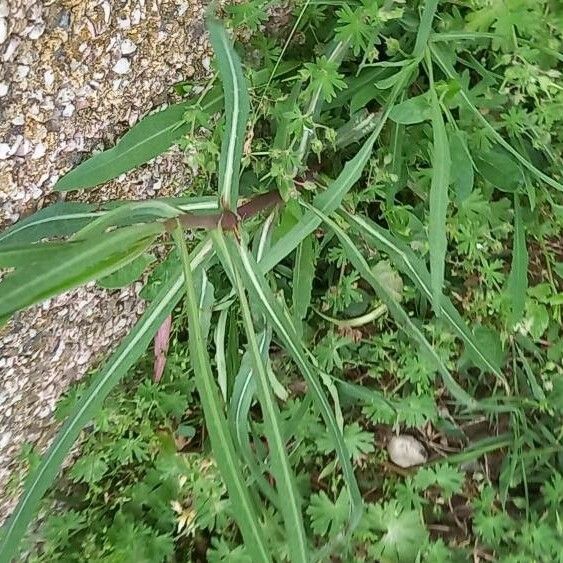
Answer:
[0,82,8,97]
[0,143,10,159]
[0,17,7,44]
[112,57,130,74]
[120,38,137,55]
[387,435,428,468]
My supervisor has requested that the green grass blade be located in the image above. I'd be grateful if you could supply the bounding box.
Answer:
[208,19,250,211]
[412,0,439,58]
[214,307,229,401]
[55,103,190,191]
[262,67,412,272]
[430,43,563,193]
[0,240,85,269]
[303,202,478,409]
[0,198,218,247]
[214,230,309,563]
[228,236,363,539]
[506,196,528,327]
[426,51,450,313]
[341,210,509,389]
[172,227,271,563]
[0,223,164,319]
[292,234,315,334]
[228,325,280,508]
[0,244,212,561]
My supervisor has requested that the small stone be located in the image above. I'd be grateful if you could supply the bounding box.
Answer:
[387,435,428,468]
[0,82,7,97]
[28,23,45,40]
[44,69,54,88]
[113,57,130,74]
[32,143,46,159]
[0,143,10,159]
[15,65,30,81]
[62,103,75,117]
[0,2,8,18]
[120,39,137,55]
[0,18,7,44]
[57,9,71,29]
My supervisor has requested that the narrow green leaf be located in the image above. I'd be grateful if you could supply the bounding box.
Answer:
[427,54,451,313]
[506,197,528,327]
[0,242,212,561]
[449,130,474,202]
[292,234,315,332]
[303,202,478,409]
[388,93,432,124]
[173,227,271,563]
[0,223,164,319]
[412,0,439,59]
[262,66,412,272]
[430,43,563,193]
[474,145,525,193]
[0,240,85,269]
[0,197,218,247]
[214,307,229,401]
[341,210,510,390]
[228,236,363,540]
[208,19,250,210]
[97,253,155,289]
[214,231,309,563]
[228,326,280,508]
[55,103,190,191]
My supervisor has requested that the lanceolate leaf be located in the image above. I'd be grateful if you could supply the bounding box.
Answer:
[55,103,190,191]
[0,198,218,247]
[427,55,451,314]
[229,236,363,539]
[506,196,528,327]
[341,210,509,389]
[173,227,271,563]
[412,0,439,58]
[0,241,213,562]
[215,231,309,563]
[208,19,250,211]
[304,203,478,409]
[292,234,315,332]
[0,223,164,319]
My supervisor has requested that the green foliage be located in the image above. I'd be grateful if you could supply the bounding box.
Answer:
[2,1,562,562]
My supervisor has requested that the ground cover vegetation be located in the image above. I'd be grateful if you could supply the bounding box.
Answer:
[0,0,562,561]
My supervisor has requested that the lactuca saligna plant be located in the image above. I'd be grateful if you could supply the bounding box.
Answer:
[2,3,561,561]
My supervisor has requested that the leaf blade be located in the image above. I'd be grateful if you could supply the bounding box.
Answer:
[427,56,451,313]
[0,223,164,319]
[506,196,528,327]
[55,103,190,191]
[208,19,250,210]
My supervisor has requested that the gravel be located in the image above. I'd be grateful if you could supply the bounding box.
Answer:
[0,0,211,523]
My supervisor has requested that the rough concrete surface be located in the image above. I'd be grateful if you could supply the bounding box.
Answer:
[0,0,210,522]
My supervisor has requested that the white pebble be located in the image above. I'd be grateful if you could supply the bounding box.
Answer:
[387,435,428,468]
[113,57,130,74]
[0,143,10,159]
[0,17,7,44]
[0,82,8,96]
[0,2,8,17]
[28,23,45,40]
[62,102,75,117]
[32,143,46,159]
[120,39,136,55]
[44,69,54,88]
